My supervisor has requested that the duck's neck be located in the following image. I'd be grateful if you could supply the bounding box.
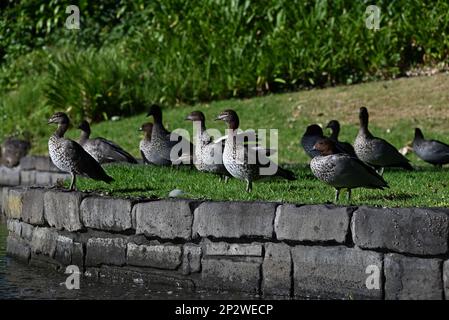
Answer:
[79,130,90,143]
[330,126,339,140]
[144,131,152,141]
[54,123,69,138]
[193,120,207,144]
[359,117,373,138]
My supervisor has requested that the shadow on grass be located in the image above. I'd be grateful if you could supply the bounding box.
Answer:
[361,192,416,202]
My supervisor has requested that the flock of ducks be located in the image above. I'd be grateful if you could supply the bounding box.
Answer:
[3,104,449,201]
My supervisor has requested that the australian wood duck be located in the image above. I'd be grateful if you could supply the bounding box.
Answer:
[301,124,325,158]
[185,111,230,180]
[48,112,114,190]
[326,120,357,157]
[139,122,153,164]
[354,107,413,174]
[216,109,296,192]
[145,104,193,166]
[78,120,137,164]
[311,138,388,202]
[412,128,449,167]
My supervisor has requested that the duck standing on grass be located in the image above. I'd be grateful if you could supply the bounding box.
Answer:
[326,120,357,157]
[139,122,153,164]
[215,109,296,192]
[144,104,193,166]
[185,111,230,181]
[311,138,388,202]
[354,107,413,175]
[78,120,138,164]
[48,112,114,191]
[412,128,449,167]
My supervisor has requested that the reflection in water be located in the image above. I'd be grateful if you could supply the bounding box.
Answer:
[0,223,255,300]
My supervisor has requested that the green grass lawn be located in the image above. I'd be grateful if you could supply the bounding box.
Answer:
[72,163,449,208]
[37,72,449,207]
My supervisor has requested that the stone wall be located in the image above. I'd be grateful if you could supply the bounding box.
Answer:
[0,156,69,187]
[1,186,448,300]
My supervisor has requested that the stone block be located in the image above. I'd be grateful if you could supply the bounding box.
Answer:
[6,235,30,261]
[262,243,291,296]
[182,244,202,275]
[22,188,45,225]
[134,200,193,240]
[31,227,58,258]
[86,237,127,266]
[275,204,351,243]
[193,201,275,239]
[127,242,182,270]
[44,190,83,231]
[80,197,132,232]
[352,207,449,256]
[385,253,443,300]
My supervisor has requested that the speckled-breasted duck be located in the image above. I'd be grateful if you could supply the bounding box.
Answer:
[0,136,31,167]
[48,112,114,190]
[412,128,449,167]
[139,122,153,164]
[78,120,137,164]
[326,120,357,157]
[311,138,388,202]
[354,107,413,174]
[216,109,296,192]
[301,124,325,158]
[185,111,230,180]
[145,104,193,166]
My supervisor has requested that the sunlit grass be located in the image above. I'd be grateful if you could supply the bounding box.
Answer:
[72,163,449,208]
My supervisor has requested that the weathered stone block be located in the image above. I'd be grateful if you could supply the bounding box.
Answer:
[201,257,261,293]
[193,201,275,239]
[7,219,21,236]
[385,253,443,300]
[34,156,58,172]
[0,166,20,186]
[22,188,45,225]
[31,227,58,257]
[262,243,291,296]
[203,239,262,256]
[72,242,84,268]
[444,261,449,300]
[86,237,127,266]
[352,207,449,256]
[20,170,36,186]
[0,187,9,215]
[50,173,69,185]
[275,204,351,243]
[35,172,52,186]
[134,200,193,240]
[19,156,37,170]
[54,235,74,266]
[4,188,25,219]
[6,235,30,261]
[182,244,202,275]
[44,190,83,231]
[20,222,34,241]
[292,245,383,299]
[81,197,132,232]
[127,242,182,270]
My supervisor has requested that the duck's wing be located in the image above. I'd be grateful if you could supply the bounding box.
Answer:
[92,138,138,163]
[335,154,388,189]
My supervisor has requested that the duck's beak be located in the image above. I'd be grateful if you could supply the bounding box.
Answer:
[215,114,226,121]
[185,115,193,121]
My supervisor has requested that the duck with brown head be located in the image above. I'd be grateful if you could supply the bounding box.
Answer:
[48,112,114,191]
[145,104,193,166]
[325,120,357,157]
[354,107,413,175]
[78,120,138,164]
[412,128,449,167]
[139,122,153,164]
[185,110,230,181]
[311,138,388,202]
[216,109,296,192]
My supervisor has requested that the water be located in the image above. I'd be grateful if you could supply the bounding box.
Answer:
[0,223,256,300]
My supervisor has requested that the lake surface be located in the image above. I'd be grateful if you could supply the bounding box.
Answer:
[0,222,256,300]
